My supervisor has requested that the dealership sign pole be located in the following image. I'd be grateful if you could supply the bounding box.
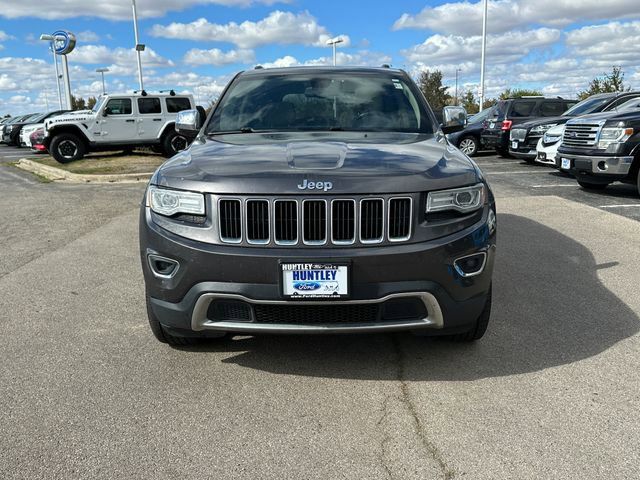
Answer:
[49,30,76,111]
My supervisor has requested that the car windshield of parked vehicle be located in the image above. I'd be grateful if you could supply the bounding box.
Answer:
[613,98,640,111]
[468,105,497,124]
[563,96,611,116]
[208,72,433,134]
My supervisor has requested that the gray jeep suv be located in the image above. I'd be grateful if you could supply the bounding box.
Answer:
[139,67,497,346]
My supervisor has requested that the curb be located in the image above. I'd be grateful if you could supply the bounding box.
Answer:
[16,158,153,184]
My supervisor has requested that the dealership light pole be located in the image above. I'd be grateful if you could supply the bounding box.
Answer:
[326,37,344,66]
[96,67,109,95]
[479,0,488,112]
[132,0,145,91]
[455,68,462,106]
[39,34,63,109]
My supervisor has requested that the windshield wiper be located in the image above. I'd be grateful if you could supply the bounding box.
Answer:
[208,127,255,136]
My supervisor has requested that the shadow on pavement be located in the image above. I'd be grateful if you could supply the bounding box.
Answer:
[186,214,639,381]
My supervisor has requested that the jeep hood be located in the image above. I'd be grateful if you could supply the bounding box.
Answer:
[153,132,481,195]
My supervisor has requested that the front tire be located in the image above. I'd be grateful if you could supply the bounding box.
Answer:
[577,180,608,191]
[458,136,478,156]
[161,130,189,158]
[50,133,86,163]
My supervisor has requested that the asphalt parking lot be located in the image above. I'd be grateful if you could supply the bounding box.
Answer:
[1,144,639,479]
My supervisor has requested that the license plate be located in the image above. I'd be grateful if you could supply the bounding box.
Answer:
[538,152,546,160]
[489,122,495,129]
[561,158,571,169]
[281,263,349,299]
[511,141,518,149]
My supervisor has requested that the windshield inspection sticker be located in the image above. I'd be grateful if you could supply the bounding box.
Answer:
[392,79,404,89]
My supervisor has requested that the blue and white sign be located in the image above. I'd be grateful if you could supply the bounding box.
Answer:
[282,263,349,298]
[52,30,76,55]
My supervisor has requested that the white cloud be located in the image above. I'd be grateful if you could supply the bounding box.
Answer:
[0,0,291,20]
[566,21,640,67]
[150,10,350,48]
[69,45,174,68]
[184,48,255,66]
[0,31,12,41]
[402,28,560,65]
[393,0,639,36]
[76,30,100,43]
[258,50,393,69]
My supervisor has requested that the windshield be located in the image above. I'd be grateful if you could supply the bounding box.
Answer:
[92,96,106,113]
[614,98,640,111]
[563,96,611,116]
[207,72,433,134]
[468,105,497,123]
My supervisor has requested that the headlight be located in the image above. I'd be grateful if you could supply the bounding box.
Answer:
[531,123,557,135]
[427,183,485,214]
[543,132,562,144]
[148,186,205,217]
[597,126,634,149]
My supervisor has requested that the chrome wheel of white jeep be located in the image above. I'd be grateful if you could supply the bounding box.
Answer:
[58,139,78,159]
[458,137,478,156]
[170,134,188,153]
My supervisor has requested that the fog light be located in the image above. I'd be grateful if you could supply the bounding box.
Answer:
[148,254,179,278]
[454,252,487,277]
[597,161,607,171]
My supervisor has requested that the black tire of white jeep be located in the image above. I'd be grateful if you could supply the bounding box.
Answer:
[161,130,189,158]
[50,133,86,163]
[636,167,640,197]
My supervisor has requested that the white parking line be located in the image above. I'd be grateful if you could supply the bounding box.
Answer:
[476,161,521,166]
[599,204,640,209]
[531,184,577,188]
[484,170,552,175]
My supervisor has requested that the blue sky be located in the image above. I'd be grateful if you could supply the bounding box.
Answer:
[0,0,639,115]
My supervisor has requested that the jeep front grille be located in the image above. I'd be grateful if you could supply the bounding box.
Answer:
[216,195,414,247]
[563,123,600,148]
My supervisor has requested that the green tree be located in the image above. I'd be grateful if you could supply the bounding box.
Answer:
[417,69,451,113]
[460,90,479,114]
[499,88,543,100]
[71,95,86,110]
[87,96,98,110]
[578,66,629,100]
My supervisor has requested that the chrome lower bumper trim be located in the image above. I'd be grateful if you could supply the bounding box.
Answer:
[561,153,633,175]
[191,292,444,333]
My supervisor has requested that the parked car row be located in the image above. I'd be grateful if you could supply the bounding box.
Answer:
[1,90,199,162]
[449,91,640,196]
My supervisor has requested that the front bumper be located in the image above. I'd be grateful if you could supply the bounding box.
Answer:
[560,153,634,180]
[141,205,496,335]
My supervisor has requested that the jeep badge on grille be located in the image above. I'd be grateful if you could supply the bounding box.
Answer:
[298,179,333,192]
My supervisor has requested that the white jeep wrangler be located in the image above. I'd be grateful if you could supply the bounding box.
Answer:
[43,91,196,163]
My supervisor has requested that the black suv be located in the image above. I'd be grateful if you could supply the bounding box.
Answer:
[481,97,577,156]
[447,104,498,156]
[139,67,497,346]
[509,92,640,162]
[558,106,640,195]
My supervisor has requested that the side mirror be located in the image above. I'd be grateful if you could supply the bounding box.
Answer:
[175,109,201,135]
[102,109,109,117]
[441,106,467,134]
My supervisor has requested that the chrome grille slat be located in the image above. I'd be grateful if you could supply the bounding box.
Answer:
[217,196,412,246]
[218,199,242,243]
[563,123,601,148]
[246,199,269,244]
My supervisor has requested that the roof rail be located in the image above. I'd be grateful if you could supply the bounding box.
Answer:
[159,89,176,96]
[133,89,148,96]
